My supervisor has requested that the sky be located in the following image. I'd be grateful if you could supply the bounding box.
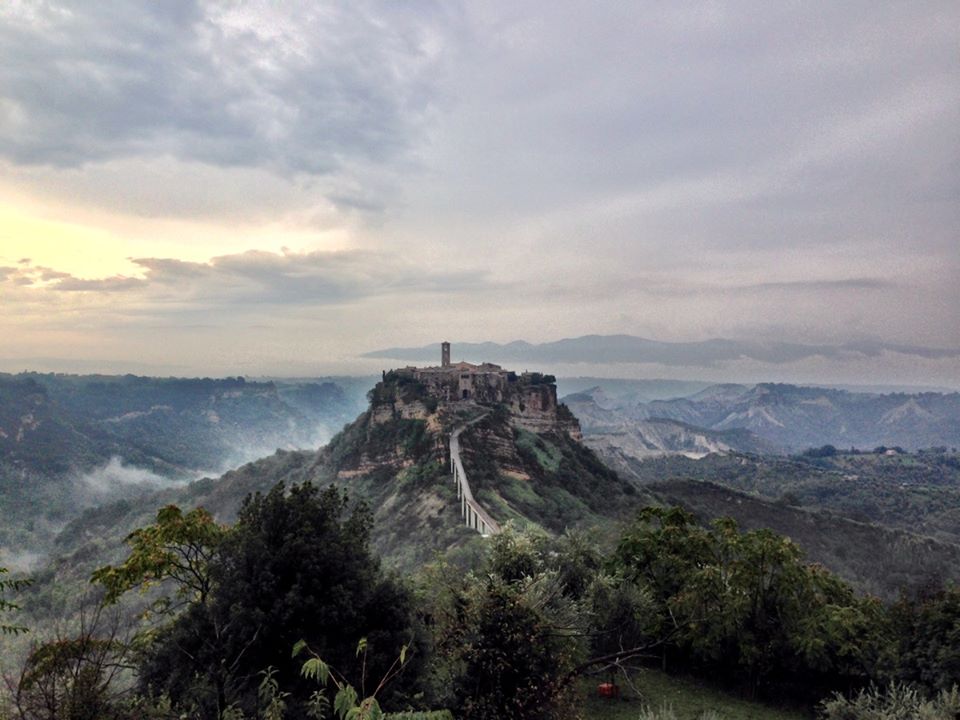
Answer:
[0,1,958,385]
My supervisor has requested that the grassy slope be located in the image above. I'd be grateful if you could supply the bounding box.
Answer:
[581,670,810,720]
[610,450,960,544]
[458,407,650,533]
[649,478,960,600]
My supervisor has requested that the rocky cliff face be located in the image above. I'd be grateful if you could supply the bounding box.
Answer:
[507,382,582,439]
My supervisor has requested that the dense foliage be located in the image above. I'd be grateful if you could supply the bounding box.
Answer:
[416,531,595,720]
[5,491,960,719]
[616,451,960,599]
[89,483,422,720]
[0,566,29,636]
[611,507,888,700]
[618,450,960,547]
[889,587,960,691]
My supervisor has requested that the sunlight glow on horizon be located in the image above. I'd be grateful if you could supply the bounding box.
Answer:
[0,201,355,281]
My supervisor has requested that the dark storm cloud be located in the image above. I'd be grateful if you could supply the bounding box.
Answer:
[0,1,455,175]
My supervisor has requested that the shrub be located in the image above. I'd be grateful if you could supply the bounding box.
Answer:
[819,683,960,719]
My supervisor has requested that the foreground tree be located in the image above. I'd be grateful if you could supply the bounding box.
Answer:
[96,482,420,719]
[610,507,889,700]
[420,528,655,720]
[425,531,585,720]
[92,505,224,610]
[890,587,960,692]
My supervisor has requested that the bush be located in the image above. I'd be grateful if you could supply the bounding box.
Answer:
[819,683,960,719]
[127,483,422,718]
[637,707,720,720]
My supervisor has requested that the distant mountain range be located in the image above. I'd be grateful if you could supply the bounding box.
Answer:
[565,382,960,454]
[362,335,960,371]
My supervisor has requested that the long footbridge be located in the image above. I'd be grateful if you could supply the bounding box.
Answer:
[449,415,501,537]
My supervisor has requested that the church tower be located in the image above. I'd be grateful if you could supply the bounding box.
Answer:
[441,341,451,368]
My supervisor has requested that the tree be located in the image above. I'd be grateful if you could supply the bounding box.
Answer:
[891,587,960,691]
[91,505,228,716]
[92,505,224,609]
[10,596,134,720]
[1,565,30,636]
[107,482,420,719]
[609,507,888,700]
[419,529,593,720]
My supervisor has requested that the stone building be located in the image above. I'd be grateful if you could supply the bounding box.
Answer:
[389,342,581,439]
[395,342,513,402]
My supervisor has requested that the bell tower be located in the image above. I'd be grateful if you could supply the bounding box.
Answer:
[441,341,451,368]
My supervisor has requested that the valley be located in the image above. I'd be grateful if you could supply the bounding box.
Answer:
[0,373,371,569]
[2,359,959,718]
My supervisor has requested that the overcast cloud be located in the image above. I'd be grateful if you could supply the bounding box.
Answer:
[0,1,957,385]
[0,1,453,172]
[2,249,495,307]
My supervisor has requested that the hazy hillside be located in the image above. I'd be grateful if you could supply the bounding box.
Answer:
[588,447,960,598]
[565,386,782,458]
[47,369,632,564]
[9,370,642,641]
[567,381,960,452]
[652,478,960,600]
[607,449,960,545]
[0,372,369,568]
[8,368,960,694]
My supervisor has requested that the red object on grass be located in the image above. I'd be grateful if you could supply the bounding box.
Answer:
[597,682,619,698]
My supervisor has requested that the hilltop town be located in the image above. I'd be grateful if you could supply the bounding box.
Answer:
[384,341,582,439]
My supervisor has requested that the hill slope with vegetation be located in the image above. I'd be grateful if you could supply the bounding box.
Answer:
[4,370,960,719]
[567,381,960,452]
[0,372,368,568]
